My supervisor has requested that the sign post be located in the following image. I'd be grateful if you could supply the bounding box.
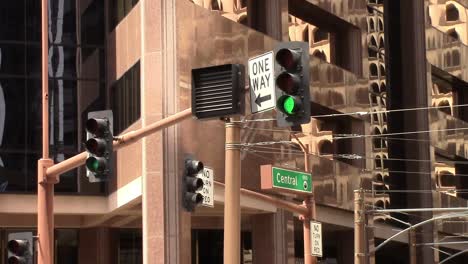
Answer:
[248,51,276,114]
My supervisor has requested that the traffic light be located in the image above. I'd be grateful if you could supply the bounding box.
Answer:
[85,117,113,182]
[182,158,205,212]
[274,42,311,127]
[7,239,30,264]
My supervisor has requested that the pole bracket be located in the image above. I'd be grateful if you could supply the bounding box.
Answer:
[38,159,58,184]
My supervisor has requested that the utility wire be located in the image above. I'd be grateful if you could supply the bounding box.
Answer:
[240,146,468,165]
[242,125,468,141]
[239,103,468,123]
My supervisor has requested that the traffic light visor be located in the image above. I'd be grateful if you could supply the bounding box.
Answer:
[86,118,108,135]
[276,48,301,70]
[277,95,302,116]
[7,240,27,255]
[8,256,26,264]
[186,159,204,174]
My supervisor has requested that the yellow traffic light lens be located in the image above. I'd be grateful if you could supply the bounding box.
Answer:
[276,72,300,94]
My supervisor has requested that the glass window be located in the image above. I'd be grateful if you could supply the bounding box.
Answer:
[0,44,26,76]
[119,229,142,264]
[109,0,140,31]
[56,229,79,264]
[0,1,26,41]
[111,62,141,135]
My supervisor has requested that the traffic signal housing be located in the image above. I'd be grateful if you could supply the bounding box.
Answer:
[85,117,113,182]
[182,158,205,212]
[7,239,30,264]
[274,42,311,127]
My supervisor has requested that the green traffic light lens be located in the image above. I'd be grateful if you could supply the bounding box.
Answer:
[86,157,104,172]
[283,96,296,115]
[277,95,302,116]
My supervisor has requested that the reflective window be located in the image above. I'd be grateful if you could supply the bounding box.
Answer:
[119,229,142,264]
[0,0,106,194]
[111,62,141,135]
[109,0,140,31]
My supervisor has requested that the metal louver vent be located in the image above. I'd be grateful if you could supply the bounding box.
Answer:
[191,64,244,119]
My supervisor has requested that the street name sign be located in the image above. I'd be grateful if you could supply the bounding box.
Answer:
[248,51,276,113]
[260,165,312,195]
[196,167,214,207]
[310,221,323,257]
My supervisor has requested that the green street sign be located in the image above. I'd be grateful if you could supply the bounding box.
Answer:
[272,167,312,193]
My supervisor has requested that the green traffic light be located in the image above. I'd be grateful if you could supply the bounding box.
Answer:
[86,157,105,172]
[277,95,301,116]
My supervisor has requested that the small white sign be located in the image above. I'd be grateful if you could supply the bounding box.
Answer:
[310,221,323,257]
[248,51,276,113]
[197,167,214,207]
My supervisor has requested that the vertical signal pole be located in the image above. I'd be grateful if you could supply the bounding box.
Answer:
[38,0,56,263]
[302,145,317,264]
[224,117,241,264]
[354,189,366,264]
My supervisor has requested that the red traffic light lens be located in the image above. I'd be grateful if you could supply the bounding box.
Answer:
[276,48,301,70]
[86,118,109,135]
[276,72,300,94]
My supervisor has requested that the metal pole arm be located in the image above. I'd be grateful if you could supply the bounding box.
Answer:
[46,108,193,177]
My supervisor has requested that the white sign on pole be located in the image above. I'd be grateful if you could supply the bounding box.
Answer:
[248,51,276,113]
[197,167,214,207]
[310,221,323,257]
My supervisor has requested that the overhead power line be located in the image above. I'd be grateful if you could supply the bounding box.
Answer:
[240,103,468,122]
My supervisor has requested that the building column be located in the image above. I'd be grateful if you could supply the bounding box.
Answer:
[384,0,434,263]
[252,210,295,264]
[141,0,191,263]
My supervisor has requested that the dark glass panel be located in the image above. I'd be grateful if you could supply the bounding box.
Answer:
[25,80,42,151]
[119,229,143,264]
[0,79,27,149]
[49,79,78,148]
[49,0,77,44]
[26,0,41,41]
[111,62,141,135]
[49,46,77,79]
[0,44,26,76]
[81,0,104,50]
[26,44,42,78]
[55,229,79,264]
[0,1,25,41]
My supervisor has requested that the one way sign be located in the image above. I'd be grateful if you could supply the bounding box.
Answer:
[248,51,276,113]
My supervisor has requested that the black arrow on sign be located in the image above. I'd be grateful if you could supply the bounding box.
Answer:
[255,93,271,107]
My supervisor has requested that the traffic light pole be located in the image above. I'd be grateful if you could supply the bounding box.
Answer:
[38,108,192,264]
[38,0,56,263]
[223,118,241,264]
[302,144,317,264]
[354,189,367,264]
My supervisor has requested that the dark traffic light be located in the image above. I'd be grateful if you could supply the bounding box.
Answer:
[85,117,113,182]
[7,239,30,264]
[274,42,311,127]
[182,158,205,212]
